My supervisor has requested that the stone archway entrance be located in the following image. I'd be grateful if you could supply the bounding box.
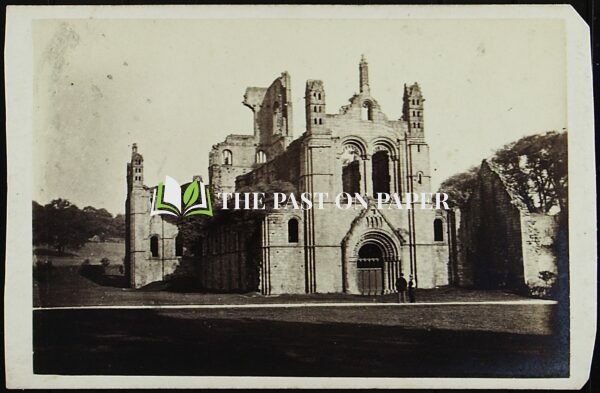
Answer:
[357,243,384,295]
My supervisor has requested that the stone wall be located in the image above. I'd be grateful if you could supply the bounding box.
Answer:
[146,61,453,295]
[195,214,262,292]
[521,213,559,287]
[208,134,256,197]
[235,138,303,192]
[454,160,558,292]
[125,185,180,289]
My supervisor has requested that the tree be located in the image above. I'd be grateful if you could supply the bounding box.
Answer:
[33,198,127,253]
[437,166,479,209]
[438,130,568,215]
[492,131,567,214]
[43,199,89,253]
[82,206,114,240]
[32,201,47,246]
[111,214,126,238]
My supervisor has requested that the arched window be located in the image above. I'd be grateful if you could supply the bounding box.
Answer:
[372,150,391,195]
[314,106,318,112]
[317,93,321,100]
[288,218,299,243]
[434,219,444,241]
[361,101,373,121]
[175,234,183,257]
[318,118,322,125]
[256,150,267,164]
[222,149,233,165]
[341,144,361,195]
[150,235,159,257]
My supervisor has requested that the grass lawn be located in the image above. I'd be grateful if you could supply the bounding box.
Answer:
[34,241,125,266]
[33,305,568,377]
[32,265,569,378]
[35,265,539,309]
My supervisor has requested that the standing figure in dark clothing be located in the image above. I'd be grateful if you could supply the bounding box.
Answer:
[408,276,416,303]
[395,273,408,303]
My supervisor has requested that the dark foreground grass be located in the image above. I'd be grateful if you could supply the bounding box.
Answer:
[33,306,568,377]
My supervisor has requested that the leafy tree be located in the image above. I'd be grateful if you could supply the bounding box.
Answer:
[438,130,567,215]
[33,199,127,253]
[111,214,126,238]
[82,206,114,240]
[437,166,479,209]
[43,199,89,253]
[492,131,567,214]
[32,201,47,246]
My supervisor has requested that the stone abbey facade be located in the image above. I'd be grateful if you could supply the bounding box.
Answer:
[125,57,451,293]
[125,57,560,295]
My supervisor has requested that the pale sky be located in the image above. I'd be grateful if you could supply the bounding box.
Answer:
[32,18,566,215]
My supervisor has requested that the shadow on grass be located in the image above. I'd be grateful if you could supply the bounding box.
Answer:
[139,277,252,295]
[33,308,569,378]
[79,265,128,288]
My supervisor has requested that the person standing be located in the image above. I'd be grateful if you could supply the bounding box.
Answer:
[408,276,416,303]
[395,273,408,303]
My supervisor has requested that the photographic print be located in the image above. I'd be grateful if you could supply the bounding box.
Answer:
[4,5,596,389]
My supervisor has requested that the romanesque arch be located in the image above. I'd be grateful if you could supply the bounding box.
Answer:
[341,208,404,295]
[371,138,399,195]
[340,138,365,196]
[351,230,401,295]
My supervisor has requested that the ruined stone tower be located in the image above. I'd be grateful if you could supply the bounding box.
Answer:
[125,144,180,288]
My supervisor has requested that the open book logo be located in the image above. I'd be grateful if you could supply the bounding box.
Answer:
[151,176,213,217]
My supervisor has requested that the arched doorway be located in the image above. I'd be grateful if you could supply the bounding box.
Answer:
[357,243,384,295]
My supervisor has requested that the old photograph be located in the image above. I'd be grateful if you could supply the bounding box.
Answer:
[5,5,596,389]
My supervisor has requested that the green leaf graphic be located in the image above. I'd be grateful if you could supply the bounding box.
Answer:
[183,181,200,209]
[184,189,213,217]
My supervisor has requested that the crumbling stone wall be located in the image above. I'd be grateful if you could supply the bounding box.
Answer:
[208,134,256,197]
[521,213,558,287]
[235,138,302,191]
[453,160,558,292]
[195,214,262,292]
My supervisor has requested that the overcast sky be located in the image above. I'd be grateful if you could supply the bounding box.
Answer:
[32,18,566,215]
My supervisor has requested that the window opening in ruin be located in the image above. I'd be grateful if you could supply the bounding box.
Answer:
[361,101,373,121]
[288,218,299,243]
[175,234,183,257]
[222,149,233,165]
[256,150,267,164]
[434,219,444,241]
[150,235,159,257]
[372,150,391,195]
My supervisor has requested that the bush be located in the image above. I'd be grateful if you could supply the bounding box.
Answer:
[529,271,558,299]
